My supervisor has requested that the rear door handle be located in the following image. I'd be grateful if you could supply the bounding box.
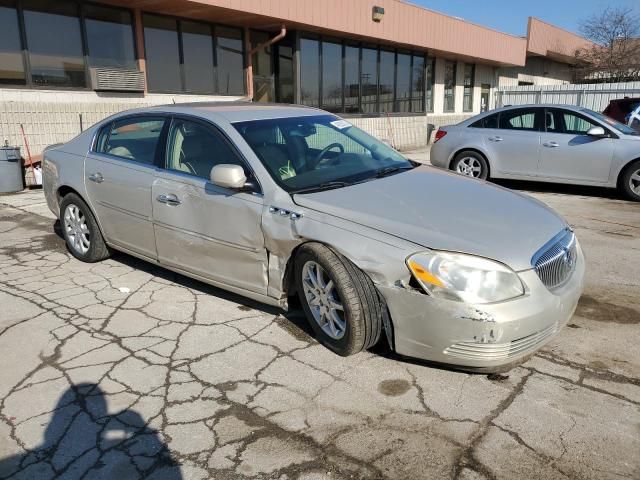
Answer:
[88,173,103,183]
[543,141,560,148]
[488,136,503,142]
[157,193,181,206]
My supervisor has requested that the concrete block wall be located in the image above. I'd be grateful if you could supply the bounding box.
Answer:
[0,88,473,158]
[0,89,242,158]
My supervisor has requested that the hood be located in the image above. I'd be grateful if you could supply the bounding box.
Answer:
[293,166,567,271]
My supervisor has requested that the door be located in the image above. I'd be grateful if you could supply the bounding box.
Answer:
[85,115,166,259]
[152,117,268,295]
[538,108,614,183]
[480,84,490,112]
[480,107,542,177]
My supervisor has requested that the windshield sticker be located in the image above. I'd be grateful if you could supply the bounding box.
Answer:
[330,119,352,130]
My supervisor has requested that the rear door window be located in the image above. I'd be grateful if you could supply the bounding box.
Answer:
[498,108,540,131]
[470,113,499,128]
[97,116,166,165]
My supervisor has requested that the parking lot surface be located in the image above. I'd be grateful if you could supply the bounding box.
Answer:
[0,181,639,480]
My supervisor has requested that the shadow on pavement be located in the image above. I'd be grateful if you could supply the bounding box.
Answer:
[492,178,625,200]
[0,383,182,480]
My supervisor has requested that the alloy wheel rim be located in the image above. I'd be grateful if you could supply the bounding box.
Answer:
[629,168,640,195]
[302,261,346,340]
[456,157,482,177]
[63,204,90,255]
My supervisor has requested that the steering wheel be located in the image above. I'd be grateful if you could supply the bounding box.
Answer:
[310,143,344,169]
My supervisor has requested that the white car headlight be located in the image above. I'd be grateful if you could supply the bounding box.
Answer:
[407,251,524,304]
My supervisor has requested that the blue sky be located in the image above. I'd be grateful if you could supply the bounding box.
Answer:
[411,0,639,36]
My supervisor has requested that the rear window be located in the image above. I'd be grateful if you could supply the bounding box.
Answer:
[470,113,498,129]
[95,116,166,164]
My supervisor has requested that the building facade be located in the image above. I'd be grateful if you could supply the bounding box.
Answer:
[0,0,590,157]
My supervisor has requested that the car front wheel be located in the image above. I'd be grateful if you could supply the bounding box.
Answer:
[60,193,111,262]
[295,243,382,356]
[452,151,489,180]
[620,160,640,202]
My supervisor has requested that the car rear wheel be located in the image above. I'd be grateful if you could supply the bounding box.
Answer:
[452,151,489,180]
[295,243,382,356]
[60,193,111,262]
[620,160,640,202]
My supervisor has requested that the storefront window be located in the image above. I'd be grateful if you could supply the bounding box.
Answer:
[143,15,181,92]
[411,55,426,113]
[23,0,85,87]
[0,0,25,85]
[216,26,244,95]
[424,57,434,112]
[321,41,342,113]
[444,60,456,112]
[297,35,426,115]
[395,53,411,113]
[379,50,395,113]
[182,21,214,93]
[300,38,320,107]
[84,5,136,69]
[463,63,475,112]
[361,47,378,113]
[276,44,294,104]
[344,45,360,113]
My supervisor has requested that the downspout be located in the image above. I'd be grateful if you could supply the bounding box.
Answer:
[244,25,287,101]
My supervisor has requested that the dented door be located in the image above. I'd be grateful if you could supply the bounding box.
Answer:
[152,170,268,295]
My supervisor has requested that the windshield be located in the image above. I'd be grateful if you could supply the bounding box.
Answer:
[582,108,640,136]
[233,115,414,193]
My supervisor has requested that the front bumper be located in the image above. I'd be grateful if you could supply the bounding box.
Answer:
[378,245,585,370]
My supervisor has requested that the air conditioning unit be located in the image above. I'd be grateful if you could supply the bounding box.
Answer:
[90,68,145,92]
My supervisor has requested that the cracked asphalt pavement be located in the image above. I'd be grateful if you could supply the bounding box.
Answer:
[0,185,639,480]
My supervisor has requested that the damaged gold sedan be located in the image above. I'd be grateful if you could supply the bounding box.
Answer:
[42,103,585,371]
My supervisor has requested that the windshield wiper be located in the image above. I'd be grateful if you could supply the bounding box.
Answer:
[373,165,415,178]
[290,181,353,194]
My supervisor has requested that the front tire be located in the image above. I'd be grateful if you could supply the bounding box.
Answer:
[295,243,382,356]
[451,151,489,180]
[60,193,111,262]
[619,160,640,202]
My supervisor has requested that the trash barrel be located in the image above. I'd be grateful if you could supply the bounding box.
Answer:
[426,123,435,144]
[0,145,24,193]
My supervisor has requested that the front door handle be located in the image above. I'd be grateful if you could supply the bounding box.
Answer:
[88,173,103,183]
[157,193,181,206]
[543,141,560,148]
[488,136,503,142]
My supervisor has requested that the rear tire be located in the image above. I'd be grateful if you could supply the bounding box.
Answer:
[60,193,111,262]
[619,160,640,202]
[294,243,382,356]
[451,151,489,180]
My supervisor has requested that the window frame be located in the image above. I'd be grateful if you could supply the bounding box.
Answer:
[91,113,169,168]
[497,107,542,132]
[462,63,475,112]
[83,2,138,70]
[162,114,263,194]
[425,57,435,113]
[297,32,427,116]
[443,60,456,113]
[142,11,245,95]
[1,0,141,91]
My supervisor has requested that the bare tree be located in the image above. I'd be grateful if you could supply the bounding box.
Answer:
[574,6,640,82]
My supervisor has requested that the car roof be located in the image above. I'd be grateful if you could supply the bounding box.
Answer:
[494,104,587,112]
[142,102,328,123]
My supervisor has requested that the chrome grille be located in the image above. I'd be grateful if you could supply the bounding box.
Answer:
[444,323,558,361]
[532,229,577,290]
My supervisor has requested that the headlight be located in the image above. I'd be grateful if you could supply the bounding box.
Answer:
[407,251,524,304]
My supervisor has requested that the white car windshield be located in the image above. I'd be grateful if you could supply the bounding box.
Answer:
[233,115,414,193]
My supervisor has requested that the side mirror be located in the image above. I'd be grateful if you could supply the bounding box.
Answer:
[210,164,247,189]
[586,126,607,138]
